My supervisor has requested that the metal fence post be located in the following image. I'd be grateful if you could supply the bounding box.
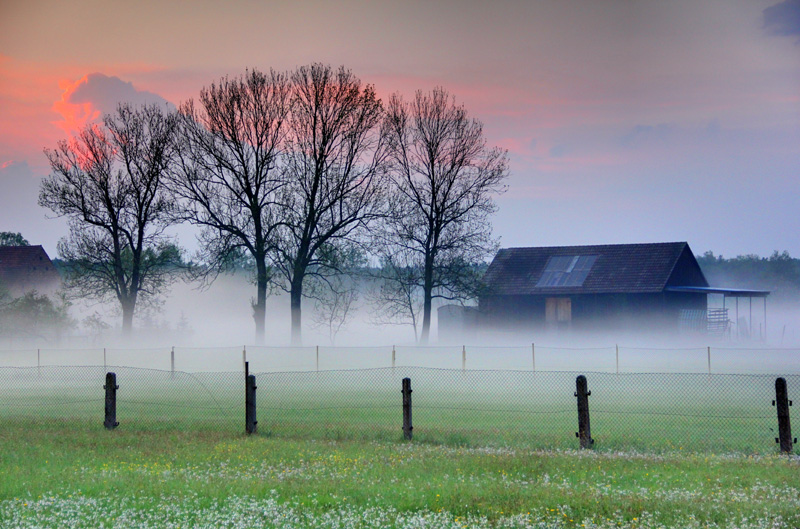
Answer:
[707,346,711,375]
[316,345,319,372]
[170,346,175,379]
[245,362,257,434]
[462,345,466,372]
[242,345,247,373]
[531,342,535,373]
[615,344,619,374]
[575,375,593,449]
[392,345,396,369]
[103,372,119,430]
[37,348,41,379]
[402,377,413,440]
[774,377,794,453]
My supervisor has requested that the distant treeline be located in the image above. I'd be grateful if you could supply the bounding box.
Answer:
[697,251,800,300]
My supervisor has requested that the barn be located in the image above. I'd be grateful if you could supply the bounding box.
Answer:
[478,242,768,335]
[0,245,62,298]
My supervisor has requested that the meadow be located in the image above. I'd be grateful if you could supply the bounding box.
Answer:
[1,423,799,528]
[1,362,800,527]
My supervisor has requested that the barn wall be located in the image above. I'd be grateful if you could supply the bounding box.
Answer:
[479,291,707,333]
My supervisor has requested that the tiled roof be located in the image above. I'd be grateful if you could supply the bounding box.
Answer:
[483,242,708,296]
[0,245,61,294]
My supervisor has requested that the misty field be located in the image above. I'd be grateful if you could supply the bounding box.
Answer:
[2,365,800,528]
[1,365,798,455]
[1,425,799,528]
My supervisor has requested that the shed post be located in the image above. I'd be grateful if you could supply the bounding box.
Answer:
[575,375,593,449]
[245,362,257,434]
[103,372,119,430]
[774,377,794,453]
[402,377,413,440]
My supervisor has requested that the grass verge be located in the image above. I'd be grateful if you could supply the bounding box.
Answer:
[1,422,799,528]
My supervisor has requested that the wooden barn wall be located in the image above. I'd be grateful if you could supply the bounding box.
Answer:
[479,292,707,332]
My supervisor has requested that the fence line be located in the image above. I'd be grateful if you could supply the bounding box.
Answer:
[1,365,798,455]
[1,344,799,375]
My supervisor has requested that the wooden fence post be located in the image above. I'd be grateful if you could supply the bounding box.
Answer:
[774,377,794,453]
[245,362,257,434]
[575,375,593,449]
[103,372,119,430]
[402,377,413,440]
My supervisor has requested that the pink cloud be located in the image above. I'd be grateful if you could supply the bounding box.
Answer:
[52,72,173,135]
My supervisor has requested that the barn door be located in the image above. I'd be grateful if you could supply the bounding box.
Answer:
[546,298,572,328]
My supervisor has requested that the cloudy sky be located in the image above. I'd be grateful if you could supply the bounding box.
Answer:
[1,0,798,258]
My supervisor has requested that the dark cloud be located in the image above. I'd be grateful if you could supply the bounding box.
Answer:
[620,124,675,148]
[763,0,800,37]
[67,73,174,114]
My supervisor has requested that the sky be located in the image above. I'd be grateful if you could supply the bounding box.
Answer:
[1,0,799,259]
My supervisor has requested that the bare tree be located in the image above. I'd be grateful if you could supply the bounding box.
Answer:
[380,87,509,343]
[40,103,182,334]
[369,251,424,341]
[310,272,360,345]
[169,69,291,343]
[275,64,388,345]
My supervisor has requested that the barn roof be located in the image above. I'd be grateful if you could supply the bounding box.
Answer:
[0,245,61,295]
[482,242,709,296]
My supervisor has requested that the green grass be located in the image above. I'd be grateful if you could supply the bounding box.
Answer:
[1,422,799,528]
[1,366,798,455]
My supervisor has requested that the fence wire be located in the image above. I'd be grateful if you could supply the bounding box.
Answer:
[2,344,799,373]
[1,365,798,455]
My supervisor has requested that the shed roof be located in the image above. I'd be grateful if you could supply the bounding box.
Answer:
[0,245,61,295]
[482,242,709,296]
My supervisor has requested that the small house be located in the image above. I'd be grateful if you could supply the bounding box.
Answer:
[479,242,768,335]
[0,245,62,298]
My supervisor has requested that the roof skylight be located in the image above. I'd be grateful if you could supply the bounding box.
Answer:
[536,255,598,287]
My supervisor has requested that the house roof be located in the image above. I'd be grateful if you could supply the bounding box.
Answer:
[482,242,709,296]
[0,245,61,295]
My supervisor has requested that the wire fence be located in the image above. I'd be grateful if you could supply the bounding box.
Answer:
[1,344,799,374]
[2,365,798,455]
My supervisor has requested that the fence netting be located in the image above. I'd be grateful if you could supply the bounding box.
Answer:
[1,365,798,455]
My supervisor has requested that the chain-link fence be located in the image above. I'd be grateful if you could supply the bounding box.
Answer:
[2,365,798,455]
[1,344,799,373]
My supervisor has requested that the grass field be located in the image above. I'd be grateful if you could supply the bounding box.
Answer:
[2,366,798,454]
[2,365,800,527]
[1,424,799,528]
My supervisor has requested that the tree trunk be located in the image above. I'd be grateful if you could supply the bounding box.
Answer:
[290,279,303,346]
[253,259,268,344]
[420,255,434,344]
[121,299,135,336]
